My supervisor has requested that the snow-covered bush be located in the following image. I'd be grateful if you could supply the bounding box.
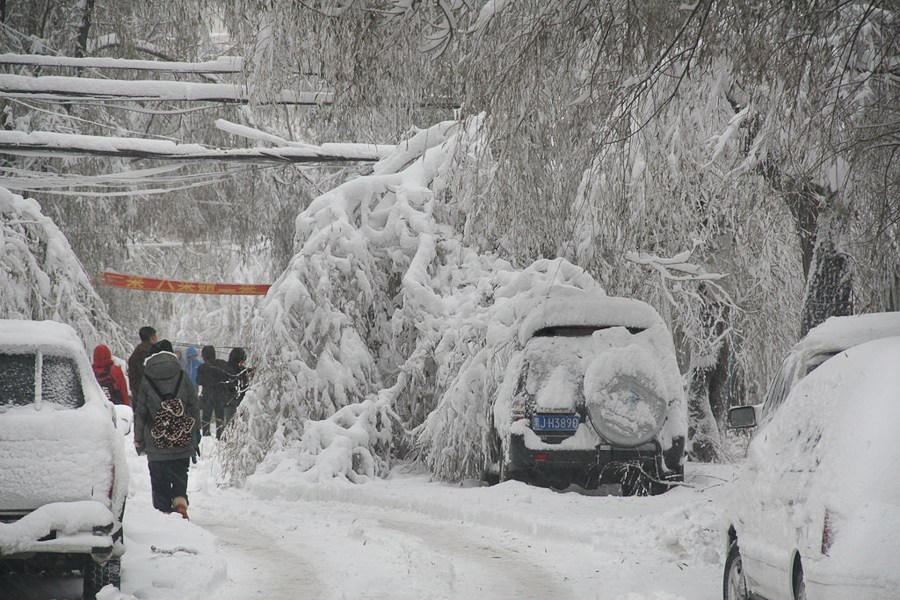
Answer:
[222,118,607,483]
[0,187,125,353]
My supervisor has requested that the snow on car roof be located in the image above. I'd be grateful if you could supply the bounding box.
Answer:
[797,311,900,356]
[0,319,86,356]
[518,290,664,345]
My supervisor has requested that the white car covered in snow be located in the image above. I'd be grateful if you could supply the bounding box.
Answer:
[0,320,129,599]
[723,336,900,600]
[490,292,687,494]
[728,311,900,429]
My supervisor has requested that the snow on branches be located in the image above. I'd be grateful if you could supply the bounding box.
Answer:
[0,186,125,354]
[222,118,605,484]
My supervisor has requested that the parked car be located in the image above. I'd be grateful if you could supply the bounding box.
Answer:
[728,311,900,429]
[0,319,129,599]
[489,291,687,494]
[723,336,900,600]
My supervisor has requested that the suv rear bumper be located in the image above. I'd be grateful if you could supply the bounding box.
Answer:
[506,433,684,487]
[0,501,115,561]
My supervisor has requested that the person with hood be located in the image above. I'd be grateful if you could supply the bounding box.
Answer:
[127,326,157,396]
[183,346,201,389]
[133,339,200,519]
[196,345,231,439]
[223,347,251,431]
[92,344,130,406]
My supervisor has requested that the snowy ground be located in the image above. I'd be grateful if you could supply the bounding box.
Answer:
[6,436,737,600]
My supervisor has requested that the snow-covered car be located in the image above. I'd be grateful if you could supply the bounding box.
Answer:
[0,320,129,599]
[728,311,900,430]
[722,336,900,600]
[490,292,687,494]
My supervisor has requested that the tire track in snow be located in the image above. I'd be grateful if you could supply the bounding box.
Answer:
[376,517,574,599]
[190,511,323,599]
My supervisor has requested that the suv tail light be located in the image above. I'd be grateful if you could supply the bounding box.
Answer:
[821,508,836,555]
[511,397,526,421]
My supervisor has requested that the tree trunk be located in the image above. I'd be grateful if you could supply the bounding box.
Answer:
[800,196,854,335]
[75,0,95,58]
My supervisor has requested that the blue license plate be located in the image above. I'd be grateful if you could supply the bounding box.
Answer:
[531,414,580,432]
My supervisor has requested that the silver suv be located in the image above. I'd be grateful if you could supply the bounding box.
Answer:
[0,320,129,599]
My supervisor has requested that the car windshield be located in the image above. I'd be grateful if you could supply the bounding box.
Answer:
[0,352,84,411]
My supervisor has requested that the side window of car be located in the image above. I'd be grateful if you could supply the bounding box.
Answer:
[41,355,85,409]
[0,352,37,409]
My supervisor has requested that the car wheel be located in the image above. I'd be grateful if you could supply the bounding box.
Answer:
[793,558,807,600]
[723,541,750,600]
[83,555,121,600]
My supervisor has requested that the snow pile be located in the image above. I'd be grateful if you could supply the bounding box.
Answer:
[0,187,125,354]
[251,397,397,484]
[224,117,607,484]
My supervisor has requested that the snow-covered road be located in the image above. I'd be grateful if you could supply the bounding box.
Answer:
[110,439,734,600]
[3,441,734,599]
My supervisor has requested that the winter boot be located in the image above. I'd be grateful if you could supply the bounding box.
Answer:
[172,496,189,520]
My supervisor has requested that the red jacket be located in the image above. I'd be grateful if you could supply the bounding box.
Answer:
[92,344,130,406]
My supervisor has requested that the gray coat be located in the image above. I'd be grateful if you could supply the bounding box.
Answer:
[134,351,201,461]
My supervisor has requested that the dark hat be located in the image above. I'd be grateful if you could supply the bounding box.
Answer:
[153,339,174,354]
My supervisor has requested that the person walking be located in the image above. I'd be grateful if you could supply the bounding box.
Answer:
[133,339,200,519]
[183,346,201,389]
[223,347,251,431]
[196,345,231,439]
[92,344,130,406]
[127,326,157,396]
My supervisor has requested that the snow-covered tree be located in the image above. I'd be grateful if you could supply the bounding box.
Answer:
[222,118,610,483]
[0,186,126,353]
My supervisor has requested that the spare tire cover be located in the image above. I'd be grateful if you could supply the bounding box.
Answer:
[583,347,669,447]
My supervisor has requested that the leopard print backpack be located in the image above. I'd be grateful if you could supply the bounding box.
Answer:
[145,372,194,449]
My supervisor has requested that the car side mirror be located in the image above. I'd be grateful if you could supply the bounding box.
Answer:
[727,405,758,429]
[114,404,133,435]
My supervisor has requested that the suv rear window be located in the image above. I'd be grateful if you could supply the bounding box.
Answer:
[0,352,85,410]
[533,325,645,337]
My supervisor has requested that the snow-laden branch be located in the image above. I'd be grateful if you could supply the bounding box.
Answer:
[0,130,388,165]
[213,119,396,158]
[624,247,729,309]
[624,249,727,281]
[0,186,127,354]
[0,74,331,105]
[0,52,243,73]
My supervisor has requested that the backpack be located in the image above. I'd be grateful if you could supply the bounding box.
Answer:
[146,372,194,449]
[95,366,123,405]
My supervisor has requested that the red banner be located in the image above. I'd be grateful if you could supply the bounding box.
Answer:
[100,272,270,296]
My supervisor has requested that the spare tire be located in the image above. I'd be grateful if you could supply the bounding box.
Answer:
[584,347,669,447]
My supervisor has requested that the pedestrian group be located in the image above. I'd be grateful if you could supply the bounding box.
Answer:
[92,325,252,519]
